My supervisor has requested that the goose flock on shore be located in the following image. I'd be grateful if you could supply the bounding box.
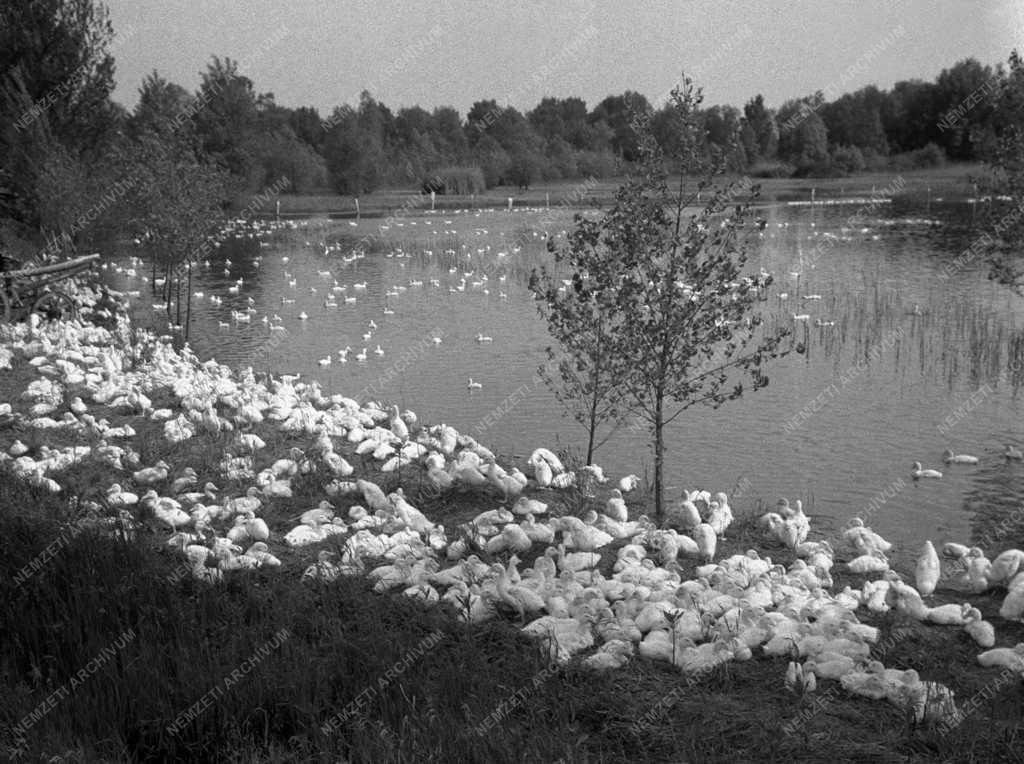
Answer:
[3,284,1024,729]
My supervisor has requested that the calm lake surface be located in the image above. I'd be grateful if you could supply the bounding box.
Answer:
[106,197,1024,559]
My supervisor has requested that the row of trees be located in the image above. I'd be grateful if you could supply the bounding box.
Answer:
[1,4,1021,271]
[178,54,1016,195]
[5,0,1013,238]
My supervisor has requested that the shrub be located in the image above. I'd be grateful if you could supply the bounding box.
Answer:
[748,160,795,178]
[891,142,947,170]
[575,150,618,178]
[830,145,866,174]
[421,166,486,195]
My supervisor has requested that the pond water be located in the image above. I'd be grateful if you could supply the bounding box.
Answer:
[105,197,1024,560]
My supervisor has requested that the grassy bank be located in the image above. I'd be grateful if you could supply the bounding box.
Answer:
[237,165,985,220]
[4,456,1024,763]
[2,291,1024,763]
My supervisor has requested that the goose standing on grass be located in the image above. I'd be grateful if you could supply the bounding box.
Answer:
[943,449,979,464]
[911,461,942,479]
[963,606,996,647]
[389,405,409,441]
[489,562,545,620]
[915,540,940,596]
[605,489,628,522]
[618,474,640,492]
[693,523,717,561]
[530,454,553,487]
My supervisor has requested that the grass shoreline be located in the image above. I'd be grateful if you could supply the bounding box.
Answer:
[1,282,1023,762]
[237,165,985,220]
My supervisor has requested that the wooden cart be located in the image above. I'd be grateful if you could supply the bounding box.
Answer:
[0,253,100,323]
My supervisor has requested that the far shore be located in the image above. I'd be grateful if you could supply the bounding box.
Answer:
[230,164,985,220]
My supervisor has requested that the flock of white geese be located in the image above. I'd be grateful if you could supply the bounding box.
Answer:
[105,214,527,388]
[4,282,1024,730]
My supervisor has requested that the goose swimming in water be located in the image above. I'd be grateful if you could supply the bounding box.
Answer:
[911,461,942,479]
[942,449,978,465]
[467,378,482,389]
[1005,445,1024,461]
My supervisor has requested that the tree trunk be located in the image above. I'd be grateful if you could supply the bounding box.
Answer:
[585,320,605,465]
[585,388,598,465]
[654,390,664,519]
[185,261,193,340]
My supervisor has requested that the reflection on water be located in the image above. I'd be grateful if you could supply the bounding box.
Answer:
[106,201,1024,555]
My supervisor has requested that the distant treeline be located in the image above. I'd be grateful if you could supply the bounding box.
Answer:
[141,54,1010,195]
[1,0,1019,265]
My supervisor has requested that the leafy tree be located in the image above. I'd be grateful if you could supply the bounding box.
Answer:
[589,91,651,161]
[532,77,792,517]
[129,71,195,139]
[1,0,119,232]
[934,58,997,160]
[431,106,468,162]
[882,80,940,153]
[742,95,779,160]
[289,106,324,152]
[471,134,510,188]
[193,56,259,179]
[247,130,326,193]
[322,93,391,195]
[777,96,829,169]
[506,151,542,191]
[529,96,590,150]
[821,87,889,156]
[985,50,1024,294]
[123,131,230,335]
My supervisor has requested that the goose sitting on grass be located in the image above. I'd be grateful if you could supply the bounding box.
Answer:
[142,490,190,530]
[556,543,600,573]
[133,459,170,485]
[523,614,595,664]
[842,518,892,556]
[977,643,1024,673]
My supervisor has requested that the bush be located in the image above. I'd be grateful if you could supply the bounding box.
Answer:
[505,152,543,191]
[830,145,866,175]
[574,150,617,178]
[748,160,795,178]
[861,148,891,172]
[891,142,947,170]
[422,166,486,195]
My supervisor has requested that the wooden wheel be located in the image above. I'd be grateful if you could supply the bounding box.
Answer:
[32,290,76,321]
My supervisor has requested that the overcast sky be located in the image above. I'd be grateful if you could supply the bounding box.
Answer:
[104,0,1022,116]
